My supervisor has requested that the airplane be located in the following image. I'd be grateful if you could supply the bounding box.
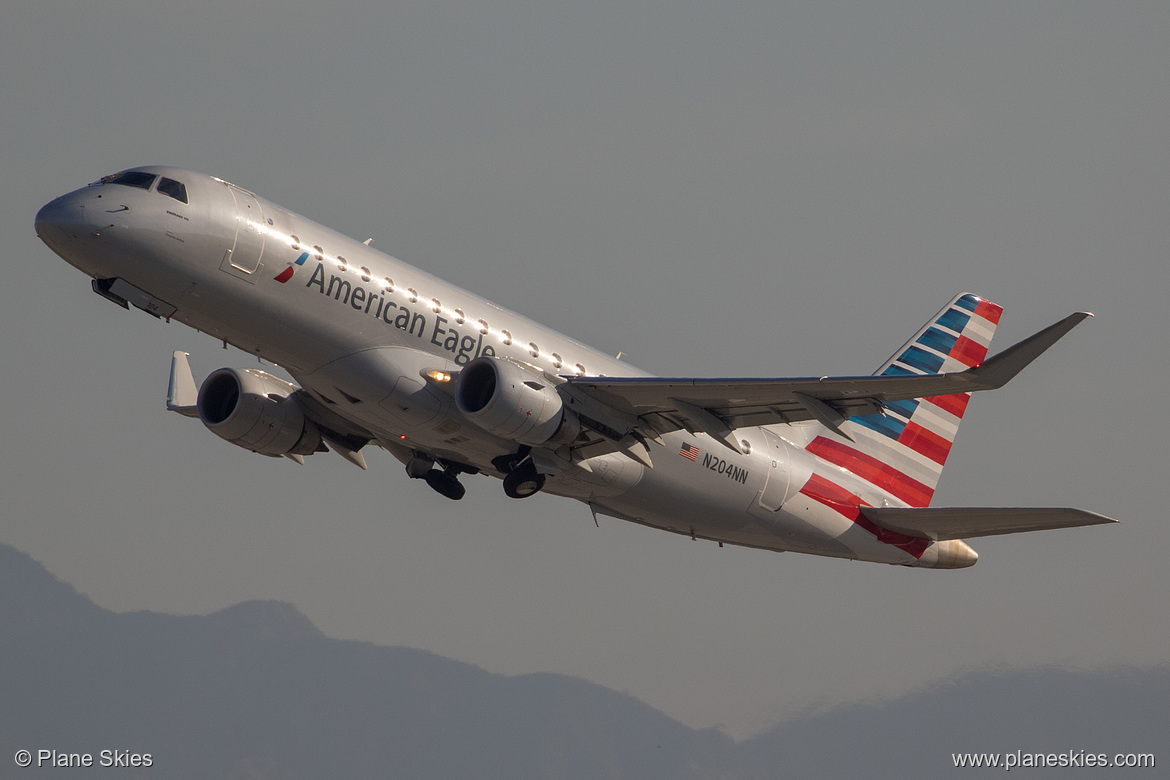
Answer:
[34,165,1115,569]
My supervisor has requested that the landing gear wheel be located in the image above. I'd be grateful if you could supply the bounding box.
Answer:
[503,464,545,499]
[425,469,466,501]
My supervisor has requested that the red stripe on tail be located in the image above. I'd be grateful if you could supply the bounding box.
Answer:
[974,299,1003,325]
[899,421,953,466]
[951,335,989,367]
[806,437,934,507]
[799,473,929,558]
[925,393,970,418]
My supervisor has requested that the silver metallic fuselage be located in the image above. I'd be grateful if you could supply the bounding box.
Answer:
[36,166,974,567]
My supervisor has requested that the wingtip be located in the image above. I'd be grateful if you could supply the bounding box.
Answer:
[969,311,1094,389]
[1088,509,1118,525]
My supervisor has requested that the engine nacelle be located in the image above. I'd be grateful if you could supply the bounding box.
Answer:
[197,368,322,457]
[454,357,580,446]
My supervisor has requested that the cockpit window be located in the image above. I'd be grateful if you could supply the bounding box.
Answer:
[100,171,157,190]
[157,177,188,204]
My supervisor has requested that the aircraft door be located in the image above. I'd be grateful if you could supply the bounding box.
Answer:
[755,429,793,512]
[220,185,266,278]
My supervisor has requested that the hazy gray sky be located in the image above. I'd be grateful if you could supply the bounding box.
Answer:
[3,0,1167,737]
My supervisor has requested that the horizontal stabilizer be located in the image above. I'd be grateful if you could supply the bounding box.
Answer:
[860,506,1116,540]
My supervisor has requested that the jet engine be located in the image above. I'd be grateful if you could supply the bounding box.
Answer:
[197,368,323,457]
[454,357,580,446]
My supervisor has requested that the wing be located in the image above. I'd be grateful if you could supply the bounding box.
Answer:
[561,312,1090,458]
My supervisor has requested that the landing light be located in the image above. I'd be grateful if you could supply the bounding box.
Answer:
[425,370,452,383]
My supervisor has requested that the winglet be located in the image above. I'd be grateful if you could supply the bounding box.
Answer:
[968,312,1092,389]
[166,351,200,418]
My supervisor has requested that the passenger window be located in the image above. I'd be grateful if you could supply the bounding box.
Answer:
[359,267,371,282]
[528,343,540,358]
[501,329,512,345]
[551,353,563,369]
[157,178,188,203]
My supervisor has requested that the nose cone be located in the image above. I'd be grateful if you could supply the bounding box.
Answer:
[35,194,84,255]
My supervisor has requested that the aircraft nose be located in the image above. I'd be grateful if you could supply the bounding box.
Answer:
[35,194,83,252]
[36,190,114,256]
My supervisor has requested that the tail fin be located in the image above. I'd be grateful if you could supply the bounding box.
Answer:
[807,293,1003,507]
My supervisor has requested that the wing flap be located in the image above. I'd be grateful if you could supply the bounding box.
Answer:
[860,506,1117,540]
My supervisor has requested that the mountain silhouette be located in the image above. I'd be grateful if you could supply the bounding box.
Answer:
[2,542,1164,779]
[0,543,740,779]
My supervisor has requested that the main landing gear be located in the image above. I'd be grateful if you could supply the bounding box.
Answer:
[424,468,466,501]
[407,448,548,501]
[405,452,470,501]
[494,449,547,499]
[503,462,545,499]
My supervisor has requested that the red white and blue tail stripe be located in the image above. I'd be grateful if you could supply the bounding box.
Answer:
[805,293,1003,508]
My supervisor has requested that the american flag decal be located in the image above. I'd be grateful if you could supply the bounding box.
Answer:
[679,443,699,461]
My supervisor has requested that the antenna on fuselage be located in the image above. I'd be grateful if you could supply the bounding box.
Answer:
[363,238,373,246]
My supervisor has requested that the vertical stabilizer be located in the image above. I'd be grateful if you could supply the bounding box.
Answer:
[805,293,1002,507]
